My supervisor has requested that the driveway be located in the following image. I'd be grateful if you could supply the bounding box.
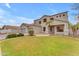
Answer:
[0,34,7,40]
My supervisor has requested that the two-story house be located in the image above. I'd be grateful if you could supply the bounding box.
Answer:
[34,12,69,35]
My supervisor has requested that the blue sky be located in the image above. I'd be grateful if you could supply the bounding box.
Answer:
[0,3,78,26]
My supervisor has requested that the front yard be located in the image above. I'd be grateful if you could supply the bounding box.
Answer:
[1,35,79,56]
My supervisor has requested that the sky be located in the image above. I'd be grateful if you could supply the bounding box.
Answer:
[0,3,78,27]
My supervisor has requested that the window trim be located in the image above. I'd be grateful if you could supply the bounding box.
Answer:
[43,18,47,22]
[43,27,46,32]
[59,15,61,17]
[50,18,54,20]
[56,16,58,18]
[57,25,64,32]
[39,21,41,24]
[63,14,65,16]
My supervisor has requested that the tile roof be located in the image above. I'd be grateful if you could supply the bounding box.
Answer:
[2,25,20,30]
[21,23,41,27]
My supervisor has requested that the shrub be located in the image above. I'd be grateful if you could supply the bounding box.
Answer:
[17,33,24,37]
[6,33,24,39]
[28,29,34,36]
[6,34,17,39]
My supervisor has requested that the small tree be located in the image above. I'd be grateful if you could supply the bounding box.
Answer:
[46,20,53,26]
[28,28,34,36]
[6,34,17,39]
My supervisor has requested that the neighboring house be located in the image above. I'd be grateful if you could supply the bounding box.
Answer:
[20,23,42,35]
[34,12,69,35]
[1,25,20,35]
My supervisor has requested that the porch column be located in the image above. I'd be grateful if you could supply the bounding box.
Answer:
[54,26,57,35]
[64,23,69,35]
[46,26,49,34]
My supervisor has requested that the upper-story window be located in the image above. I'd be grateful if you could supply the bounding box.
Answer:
[43,18,47,22]
[59,15,61,17]
[50,18,54,20]
[56,16,58,18]
[39,21,41,24]
[63,14,65,16]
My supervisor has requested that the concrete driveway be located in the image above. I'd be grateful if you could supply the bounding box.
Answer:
[0,34,7,40]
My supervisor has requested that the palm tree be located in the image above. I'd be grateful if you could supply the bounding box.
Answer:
[46,20,52,26]
[68,22,73,35]
[68,22,73,28]
[73,22,79,36]
[67,21,79,36]
[45,20,54,34]
[75,22,79,30]
[68,22,77,36]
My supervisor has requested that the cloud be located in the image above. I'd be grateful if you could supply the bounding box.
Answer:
[16,16,33,24]
[0,8,7,16]
[0,8,34,26]
[5,3,11,8]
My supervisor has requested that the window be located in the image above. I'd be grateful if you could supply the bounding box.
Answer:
[43,27,46,32]
[63,14,65,16]
[50,18,54,20]
[43,18,47,22]
[39,21,41,24]
[57,25,64,32]
[59,15,61,17]
[56,16,58,18]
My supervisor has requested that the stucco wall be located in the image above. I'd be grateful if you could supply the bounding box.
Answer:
[33,26,42,34]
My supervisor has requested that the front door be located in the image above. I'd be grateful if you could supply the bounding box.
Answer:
[49,26,54,34]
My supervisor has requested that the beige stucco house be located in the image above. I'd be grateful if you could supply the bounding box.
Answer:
[34,12,69,35]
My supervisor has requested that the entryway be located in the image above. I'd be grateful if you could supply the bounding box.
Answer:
[49,26,55,34]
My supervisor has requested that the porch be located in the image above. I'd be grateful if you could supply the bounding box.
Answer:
[48,24,64,35]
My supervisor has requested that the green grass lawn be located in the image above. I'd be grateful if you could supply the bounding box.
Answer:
[1,35,79,56]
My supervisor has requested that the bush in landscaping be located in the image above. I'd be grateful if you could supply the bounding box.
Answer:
[17,33,24,37]
[28,29,34,36]
[6,33,24,39]
[6,34,17,39]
